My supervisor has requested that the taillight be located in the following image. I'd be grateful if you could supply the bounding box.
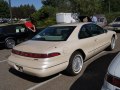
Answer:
[12,49,60,58]
[106,74,120,88]
[48,53,60,58]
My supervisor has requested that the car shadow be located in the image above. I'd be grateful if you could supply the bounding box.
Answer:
[70,52,119,90]
[9,68,60,83]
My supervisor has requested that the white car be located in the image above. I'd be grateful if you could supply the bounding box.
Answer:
[107,17,120,31]
[102,52,120,90]
[8,22,117,77]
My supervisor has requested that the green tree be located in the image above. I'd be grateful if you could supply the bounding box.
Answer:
[12,7,22,18]
[102,0,120,13]
[35,0,120,27]
[41,0,72,12]
[69,0,102,15]
[12,4,36,18]
[41,0,102,15]
[0,0,10,18]
[41,0,58,7]
[32,6,56,27]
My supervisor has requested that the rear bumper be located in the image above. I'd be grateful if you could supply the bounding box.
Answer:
[8,60,68,77]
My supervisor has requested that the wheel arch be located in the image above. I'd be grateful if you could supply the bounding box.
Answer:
[112,34,115,38]
[5,37,17,49]
[112,34,117,40]
[65,49,86,75]
[72,49,86,60]
[5,37,17,43]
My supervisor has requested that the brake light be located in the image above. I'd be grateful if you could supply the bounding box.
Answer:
[12,49,60,58]
[106,74,120,88]
[48,53,60,58]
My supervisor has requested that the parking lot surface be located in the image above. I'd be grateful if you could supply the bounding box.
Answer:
[0,33,120,90]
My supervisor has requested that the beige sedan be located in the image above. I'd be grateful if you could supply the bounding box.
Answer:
[8,22,117,77]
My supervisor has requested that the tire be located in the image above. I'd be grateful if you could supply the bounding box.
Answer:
[107,37,116,51]
[66,51,83,76]
[5,38,16,49]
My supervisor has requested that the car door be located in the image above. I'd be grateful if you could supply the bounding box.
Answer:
[0,27,5,43]
[78,24,97,60]
[4,25,15,37]
[89,24,109,53]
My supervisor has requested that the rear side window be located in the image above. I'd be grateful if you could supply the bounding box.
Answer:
[79,24,92,39]
[79,24,105,39]
[3,24,27,34]
[90,24,105,36]
[4,25,15,33]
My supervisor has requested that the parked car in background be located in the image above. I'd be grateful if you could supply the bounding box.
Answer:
[107,16,120,31]
[0,23,43,49]
[8,22,117,77]
[0,18,4,23]
[95,14,107,27]
[0,18,8,23]
[78,14,107,27]
[102,52,120,90]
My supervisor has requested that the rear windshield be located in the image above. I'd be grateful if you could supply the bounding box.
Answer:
[32,26,76,41]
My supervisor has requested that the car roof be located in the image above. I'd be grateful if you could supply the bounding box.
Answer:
[51,22,92,27]
[0,23,24,27]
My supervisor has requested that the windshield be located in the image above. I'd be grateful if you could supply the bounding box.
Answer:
[115,17,120,22]
[32,26,76,41]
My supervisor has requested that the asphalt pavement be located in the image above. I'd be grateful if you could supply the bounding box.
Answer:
[0,33,120,90]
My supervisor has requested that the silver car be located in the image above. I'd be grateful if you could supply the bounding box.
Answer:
[102,52,120,90]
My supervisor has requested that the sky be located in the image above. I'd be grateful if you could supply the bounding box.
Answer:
[10,0,42,10]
